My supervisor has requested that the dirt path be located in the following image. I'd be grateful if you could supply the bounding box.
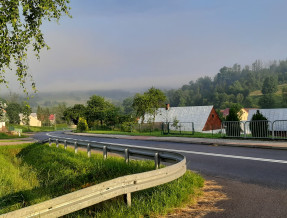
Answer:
[167,175,287,218]
[0,138,37,146]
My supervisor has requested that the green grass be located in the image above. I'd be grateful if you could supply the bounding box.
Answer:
[85,130,222,139]
[0,132,27,139]
[0,143,204,217]
[8,124,73,133]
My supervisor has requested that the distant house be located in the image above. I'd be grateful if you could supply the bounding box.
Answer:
[221,108,257,121]
[141,105,221,132]
[49,114,55,125]
[19,113,42,127]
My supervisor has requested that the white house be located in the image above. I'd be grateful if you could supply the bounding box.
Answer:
[140,105,221,132]
[247,108,287,131]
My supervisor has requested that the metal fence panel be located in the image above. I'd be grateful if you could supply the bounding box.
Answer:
[162,122,194,135]
[221,121,245,138]
[222,120,287,139]
[244,120,272,139]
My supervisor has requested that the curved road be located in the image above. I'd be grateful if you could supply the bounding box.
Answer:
[34,132,287,217]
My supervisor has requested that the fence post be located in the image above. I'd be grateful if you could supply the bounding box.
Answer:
[244,122,247,138]
[125,148,129,164]
[56,139,59,148]
[154,152,160,169]
[124,193,131,207]
[272,121,275,139]
[103,146,107,160]
[49,138,51,147]
[64,140,67,150]
[74,142,78,154]
[87,143,91,158]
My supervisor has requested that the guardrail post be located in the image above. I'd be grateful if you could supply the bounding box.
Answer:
[64,140,67,150]
[49,138,51,147]
[87,143,91,158]
[103,146,107,160]
[154,152,160,169]
[125,148,129,164]
[74,142,78,154]
[56,139,59,148]
[124,193,131,207]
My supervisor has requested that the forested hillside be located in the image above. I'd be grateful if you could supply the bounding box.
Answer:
[165,59,287,109]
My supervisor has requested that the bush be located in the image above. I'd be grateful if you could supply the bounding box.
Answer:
[250,110,269,138]
[77,117,89,132]
[225,107,241,137]
[121,122,134,132]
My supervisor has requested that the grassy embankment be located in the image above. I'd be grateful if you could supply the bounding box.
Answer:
[0,143,204,217]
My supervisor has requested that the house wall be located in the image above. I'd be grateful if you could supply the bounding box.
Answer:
[30,116,42,127]
[202,108,222,131]
[240,109,249,121]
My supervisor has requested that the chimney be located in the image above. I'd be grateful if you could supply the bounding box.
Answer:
[166,104,170,110]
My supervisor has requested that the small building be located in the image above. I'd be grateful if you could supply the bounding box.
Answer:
[19,113,42,127]
[49,114,56,125]
[141,105,221,132]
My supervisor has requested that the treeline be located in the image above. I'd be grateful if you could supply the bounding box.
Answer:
[64,88,166,131]
[165,59,287,109]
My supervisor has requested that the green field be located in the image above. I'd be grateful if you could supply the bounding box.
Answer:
[0,143,203,217]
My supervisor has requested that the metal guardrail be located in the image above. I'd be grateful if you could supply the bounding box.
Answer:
[1,135,186,218]
[221,120,287,139]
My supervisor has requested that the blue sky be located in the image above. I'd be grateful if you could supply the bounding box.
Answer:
[9,0,287,93]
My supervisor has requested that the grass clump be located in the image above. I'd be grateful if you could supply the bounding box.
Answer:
[0,143,204,217]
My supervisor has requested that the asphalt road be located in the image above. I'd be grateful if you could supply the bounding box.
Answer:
[34,131,287,217]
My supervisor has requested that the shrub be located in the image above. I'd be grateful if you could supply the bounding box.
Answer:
[121,122,134,132]
[250,110,269,138]
[77,117,88,132]
[225,107,241,137]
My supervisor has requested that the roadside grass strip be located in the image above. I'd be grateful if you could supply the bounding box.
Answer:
[0,143,203,217]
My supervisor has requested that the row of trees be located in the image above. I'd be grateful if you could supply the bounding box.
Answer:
[64,87,167,131]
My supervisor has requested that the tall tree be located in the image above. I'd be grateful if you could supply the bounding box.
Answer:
[262,77,278,94]
[6,102,22,124]
[258,94,276,108]
[0,0,71,92]
[86,95,115,127]
[64,104,86,125]
[133,87,166,123]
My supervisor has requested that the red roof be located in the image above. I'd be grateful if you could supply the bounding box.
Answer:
[49,114,55,120]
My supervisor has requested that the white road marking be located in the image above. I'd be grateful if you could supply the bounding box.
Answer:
[46,133,287,164]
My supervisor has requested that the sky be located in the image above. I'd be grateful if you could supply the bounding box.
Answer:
[5,0,287,93]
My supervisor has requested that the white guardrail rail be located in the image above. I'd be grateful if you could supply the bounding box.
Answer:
[1,134,186,218]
